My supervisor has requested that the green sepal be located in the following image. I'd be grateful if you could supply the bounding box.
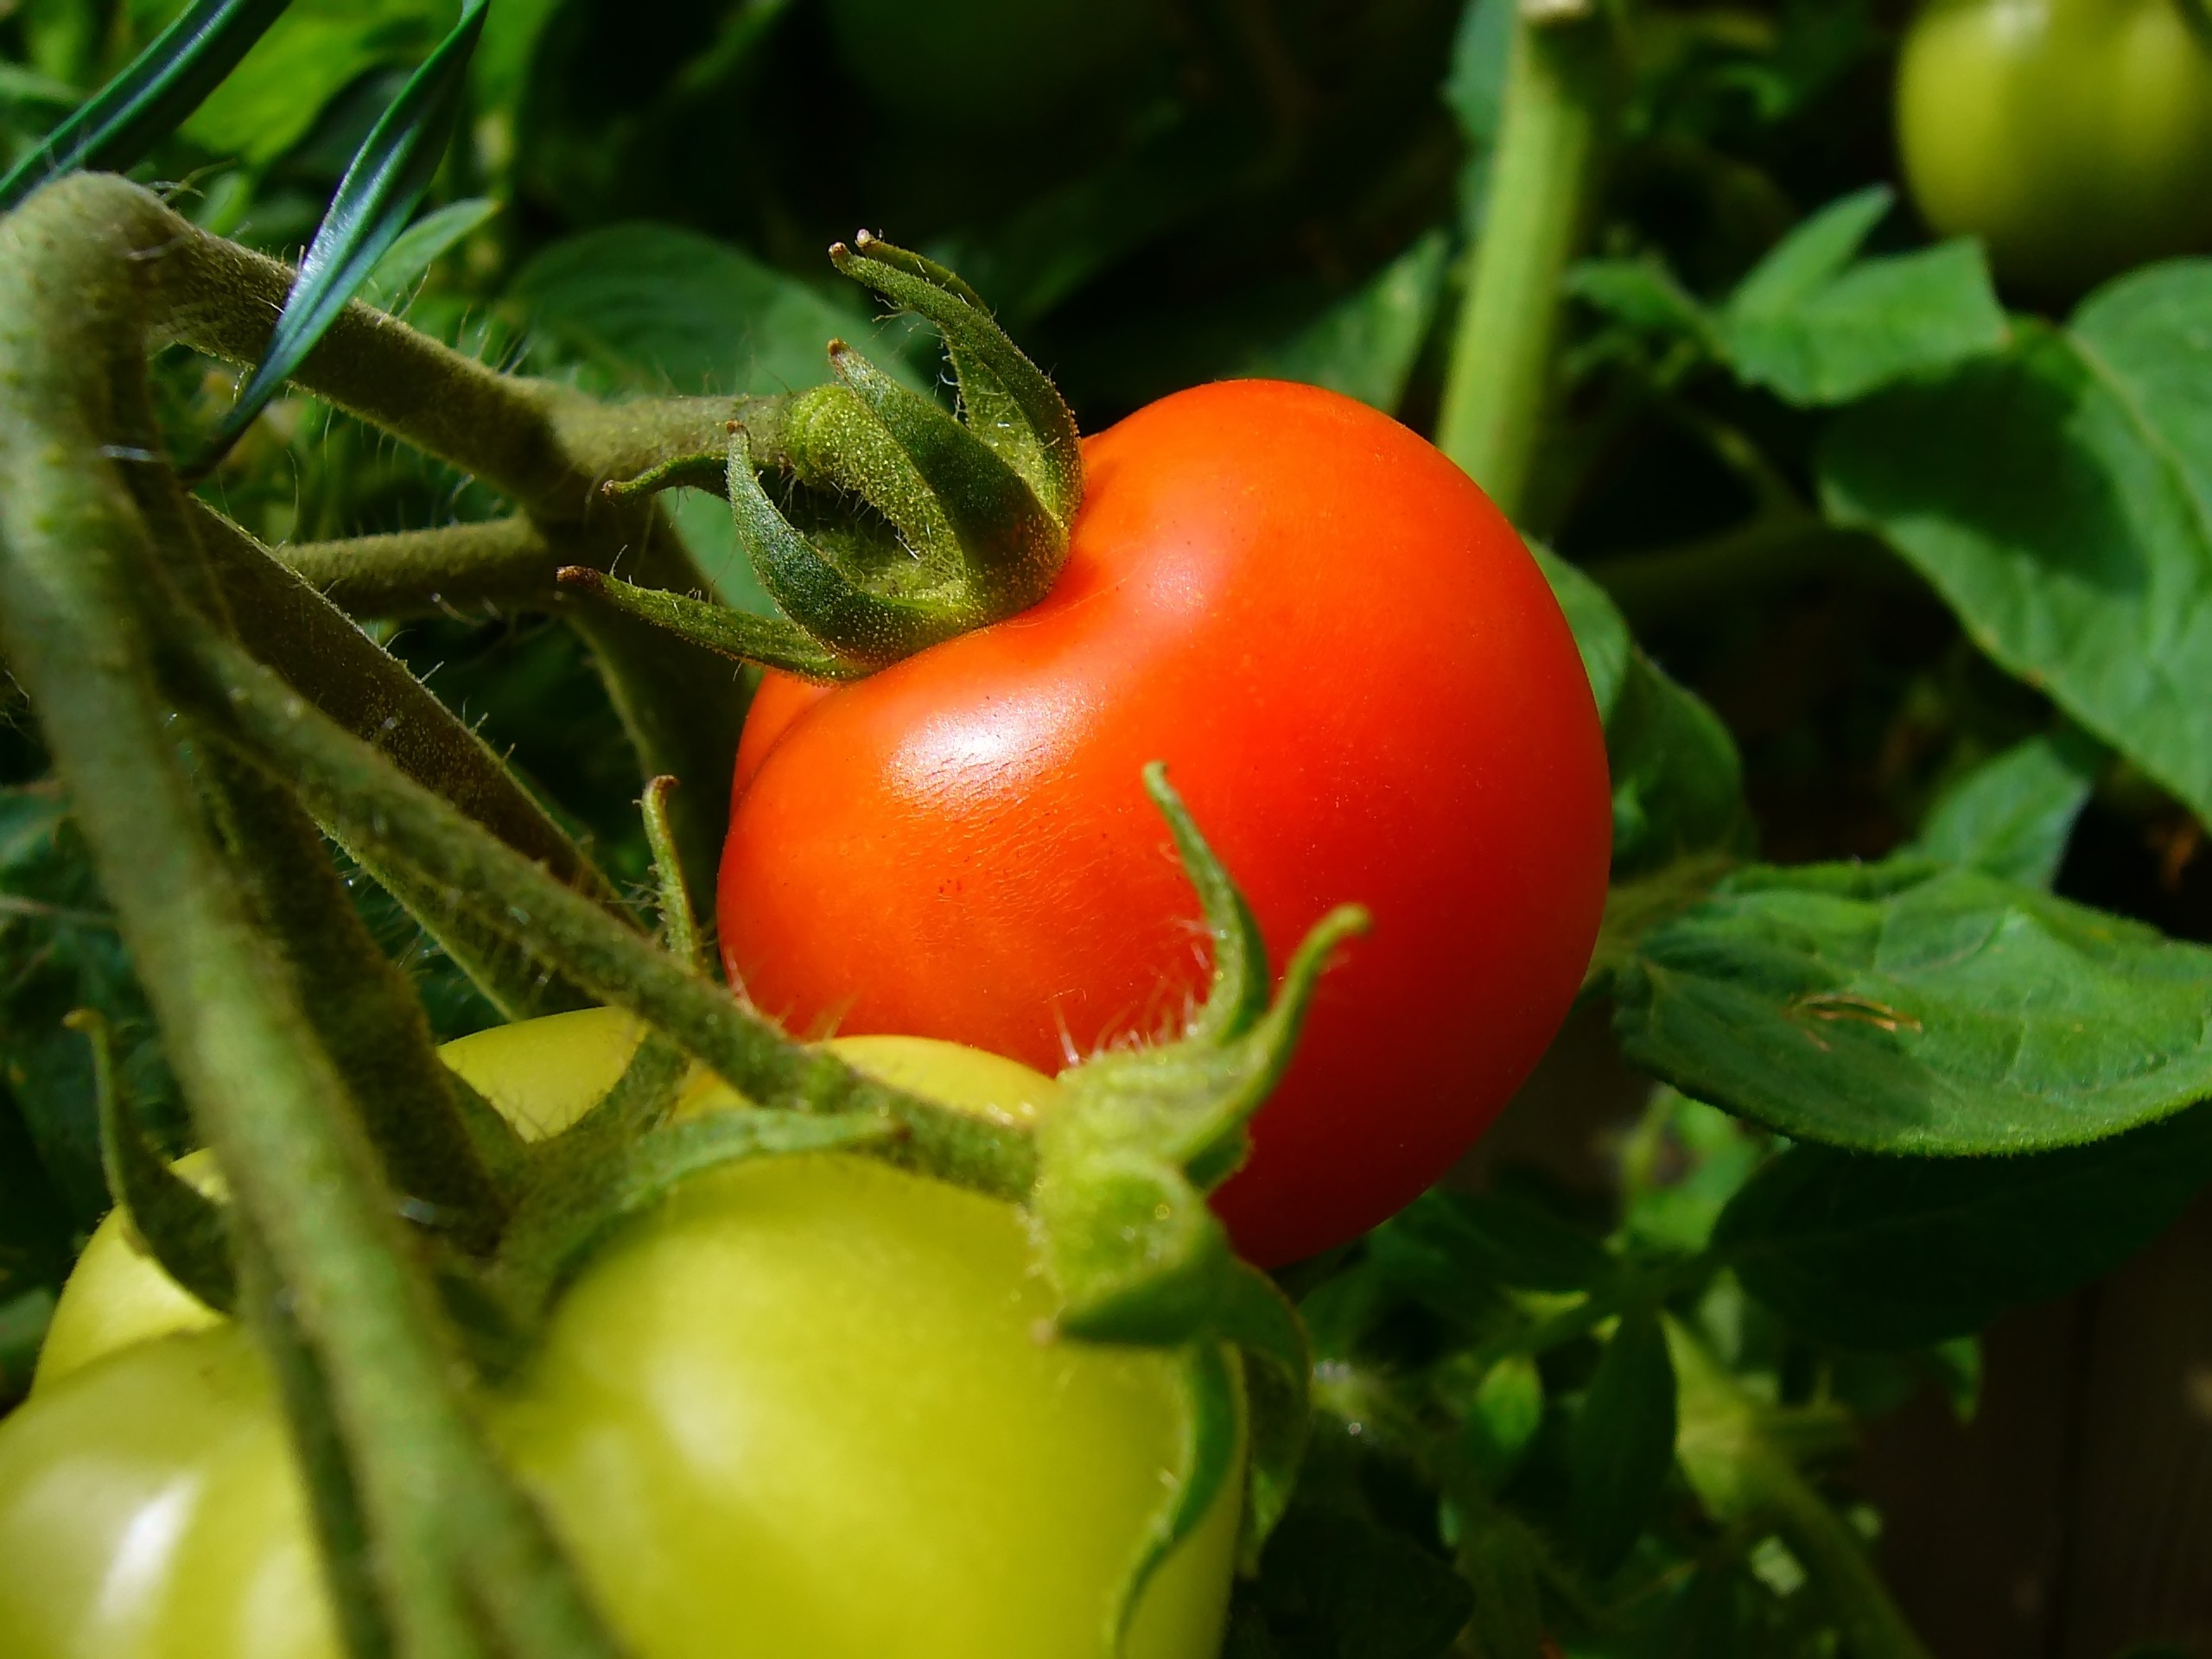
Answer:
[640,774,700,968]
[1111,1342,1243,1657]
[1060,765,1370,1187]
[73,1007,237,1315]
[1217,1263,1312,1569]
[829,343,1067,616]
[727,429,976,669]
[1036,766,1366,1344]
[445,1068,531,1200]
[556,563,867,683]
[779,383,964,586]
[600,449,732,503]
[1029,761,1341,1602]
[830,232,1084,528]
[1035,1153,1238,1345]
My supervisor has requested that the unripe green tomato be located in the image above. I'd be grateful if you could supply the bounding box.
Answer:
[1896,0,2212,295]
[33,1010,1053,1392]
[4,1014,1239,1659]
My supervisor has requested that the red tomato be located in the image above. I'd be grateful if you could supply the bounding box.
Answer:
[719,379,1611,1266]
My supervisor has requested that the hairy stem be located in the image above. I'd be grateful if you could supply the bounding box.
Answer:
[1435,0,1617,521]
[0,172,618,1659]
[277,517,571,618]
[174,619,1039,1203]
[1668,1319,1935,1659]
[198,503,611,901]
[45,171,743,895]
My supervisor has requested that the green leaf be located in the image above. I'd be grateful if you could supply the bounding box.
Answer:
[0,1083,72,1304]
[1719,187,2008,407]
[1457,1353,1543,1494]
[1236,1505,1475,1659]
[200,0,487,467]
[1244,232,1451,415]
[1607,648,1751,876]
[1447,1497,1547,1659]
[509,224,893,397]
[1566,256,1713,348]
[1528,543,1629,722]
[0,0,291,213]
[0,1288,55,1413]
[1913,728,2102,888]
[1568,1306,1678,1577]
[1716,1102,2212,1350]
[182,0,446,167]
[1726,185,1895,317]
[1822,271,2212,825]
[0,784,182,1228]
[358,194,494,312]
[1378,1189,1617,1297]
[1619,1090,1769,1256]
[1530,544,1745,879]
[1615,859,2212,1155]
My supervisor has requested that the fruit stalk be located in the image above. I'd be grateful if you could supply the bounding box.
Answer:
[1436,0,1618,521]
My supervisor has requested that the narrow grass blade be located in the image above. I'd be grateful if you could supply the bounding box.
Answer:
[194,0,486,472]
[0,0,293,213]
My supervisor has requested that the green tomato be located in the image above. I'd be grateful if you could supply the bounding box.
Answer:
[2,1018,1241,1658]
[1896,0,2212,295]
[34,1011,1055,1392]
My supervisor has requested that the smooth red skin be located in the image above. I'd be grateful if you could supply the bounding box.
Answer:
[720,380,1611,1266]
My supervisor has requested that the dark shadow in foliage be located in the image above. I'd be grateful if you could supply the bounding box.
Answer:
[1228,1503,1474,1659]
[1717,1100,2212,1351]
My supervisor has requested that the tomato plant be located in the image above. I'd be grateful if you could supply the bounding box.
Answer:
[1896,0,2212,294]
[718,378,1612,1269]
[12,0,2212,1652]
[1,1012,1240,1659]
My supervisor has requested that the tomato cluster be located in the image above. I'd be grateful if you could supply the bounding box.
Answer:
[4,376,1607,1658]
[3,1013,1240,1659]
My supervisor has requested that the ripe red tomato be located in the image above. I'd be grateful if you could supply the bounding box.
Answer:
[718,379,1611,1266]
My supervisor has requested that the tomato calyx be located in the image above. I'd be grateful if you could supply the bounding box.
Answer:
[1035,766,1370,1347]
[561,233,1084,681]
[1022,764,1364,1590]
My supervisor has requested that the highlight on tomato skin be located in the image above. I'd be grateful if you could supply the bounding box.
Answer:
[718,378,1613,1268]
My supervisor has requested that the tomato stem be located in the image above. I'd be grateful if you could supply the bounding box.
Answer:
[1667,1319,1936,1659]
[170,613,1044,1202]
[276,515,572,616]
[40,173,746,899]
[1435,0,1619,522]
[0,174,625,1658]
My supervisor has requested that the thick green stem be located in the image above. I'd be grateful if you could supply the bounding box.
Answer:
[175,620,1039,1204]
[1667,1319,1935,1659]
[1435,0,1616,522]
[197,502,613,894]
[277,517,571,618]
[49,171,742,899]
[195,502,606,1015]
[0,173,618,1659]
